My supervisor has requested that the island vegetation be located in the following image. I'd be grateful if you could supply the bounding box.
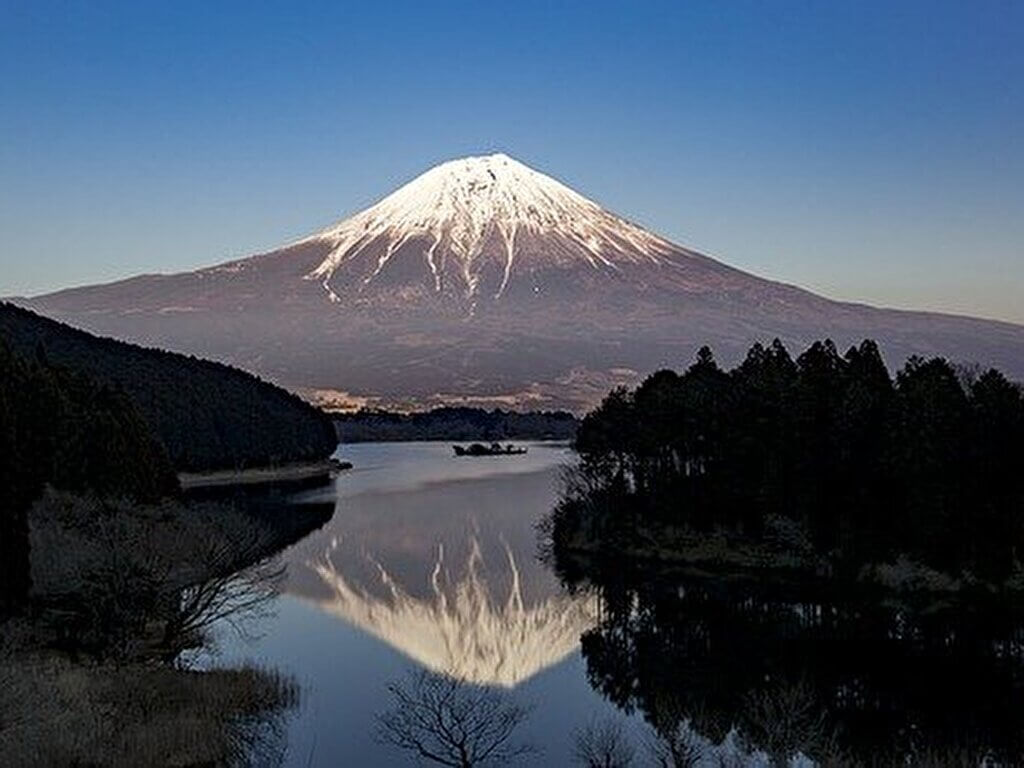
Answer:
[335,406,577,443]
[453,442,528,457]
[546,338,1024,588]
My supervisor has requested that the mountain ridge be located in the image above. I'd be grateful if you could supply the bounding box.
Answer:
[14,153,1024,410]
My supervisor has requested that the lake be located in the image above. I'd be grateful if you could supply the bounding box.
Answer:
[206,441,644,767]
[201,442,1024,767]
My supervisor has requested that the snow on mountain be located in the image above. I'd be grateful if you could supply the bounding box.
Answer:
[303,153,675,305]
[16,152,1024,410]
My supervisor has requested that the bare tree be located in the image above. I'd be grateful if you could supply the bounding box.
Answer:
[573,716,635,768]
[647,720,703,768]
[158,506,286,657]
[375,669,535,767]
[28,492,286,660]
[741,677,836,767]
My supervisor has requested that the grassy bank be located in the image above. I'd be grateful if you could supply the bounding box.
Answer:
[0,490,316,767]
[0,644,297,768]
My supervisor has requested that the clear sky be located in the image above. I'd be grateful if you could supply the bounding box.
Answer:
[2,1,1021,323]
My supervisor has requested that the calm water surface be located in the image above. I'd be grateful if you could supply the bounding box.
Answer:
[209,442,638,767]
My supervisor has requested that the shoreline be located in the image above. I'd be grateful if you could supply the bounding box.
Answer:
[178,458,347,489]
[556,536,1024,596]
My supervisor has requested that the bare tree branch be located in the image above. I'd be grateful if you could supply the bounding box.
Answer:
[375,669,536,767]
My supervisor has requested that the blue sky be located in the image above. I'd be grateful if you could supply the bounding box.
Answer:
[2,1,1022,323]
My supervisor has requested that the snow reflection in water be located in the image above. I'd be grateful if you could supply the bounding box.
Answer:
[310,535,598,687]
[280,442,597,688]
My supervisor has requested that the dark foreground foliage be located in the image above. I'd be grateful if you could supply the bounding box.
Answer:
[335,406,577,442]
[552,554,1024,766]
[0,303,337,472]
[0,488,331,767]
[0,305,334,765]
[551,338,1024,584]
[0,339,178,610]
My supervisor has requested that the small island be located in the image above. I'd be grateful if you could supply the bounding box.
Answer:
[453,442,528,457]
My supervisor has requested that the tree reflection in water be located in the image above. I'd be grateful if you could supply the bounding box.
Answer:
[552,553,1024,766]
[375,668,536,767]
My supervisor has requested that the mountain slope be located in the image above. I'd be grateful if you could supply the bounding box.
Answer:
[0,303,337,470]
[16,153,1024,409]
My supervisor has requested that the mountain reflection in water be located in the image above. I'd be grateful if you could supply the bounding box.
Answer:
[206,444,1024,765]
[311,535,598,687]
[279,443,598,687]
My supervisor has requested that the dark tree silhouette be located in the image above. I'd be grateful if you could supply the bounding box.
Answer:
[549,338,1024,583]
[375,669,535,767]
[0,339,177,611]
[0,303,336,473]
[573,717,635,768]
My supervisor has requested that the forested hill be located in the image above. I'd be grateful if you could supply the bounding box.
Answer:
[1,338,180,609]
[554,339,1024,585]
[0,303,337,472]
[335,406,577,442]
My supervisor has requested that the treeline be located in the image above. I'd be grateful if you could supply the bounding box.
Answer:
[335,406,577,442]
[556,339,1024,582]
[0,340,179,608]
[0,303,337,471]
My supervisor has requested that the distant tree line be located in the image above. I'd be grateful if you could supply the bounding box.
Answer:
[552,338,1024,582]
[0,303,337,472]
[335,406,577,443]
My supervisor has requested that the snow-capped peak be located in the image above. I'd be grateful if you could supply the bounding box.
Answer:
[304,153,676,301]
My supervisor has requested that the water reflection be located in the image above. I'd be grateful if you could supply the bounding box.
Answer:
[311,535,598,687]
[554,552,1024,765]
[280,443,599,688]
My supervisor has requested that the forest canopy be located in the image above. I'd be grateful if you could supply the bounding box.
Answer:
[335,406,577,442]
[550,338,1024,584]
[0,304,337,610]
[0,303,337,472]
[0,339,179,608]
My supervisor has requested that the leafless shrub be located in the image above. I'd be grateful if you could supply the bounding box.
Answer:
[740,677,837,766]
[28,490,285,660]
[573,716,635,767]
[375,668,536,767]
[712,750,748,768]
[647,719,704,767]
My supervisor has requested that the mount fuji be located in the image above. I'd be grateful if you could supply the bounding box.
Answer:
[17,153,1024,410]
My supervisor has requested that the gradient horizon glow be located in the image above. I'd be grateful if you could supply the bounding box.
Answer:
[1,1,1021,324]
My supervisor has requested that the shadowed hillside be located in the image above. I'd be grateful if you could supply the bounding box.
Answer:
[0,302,337,472]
